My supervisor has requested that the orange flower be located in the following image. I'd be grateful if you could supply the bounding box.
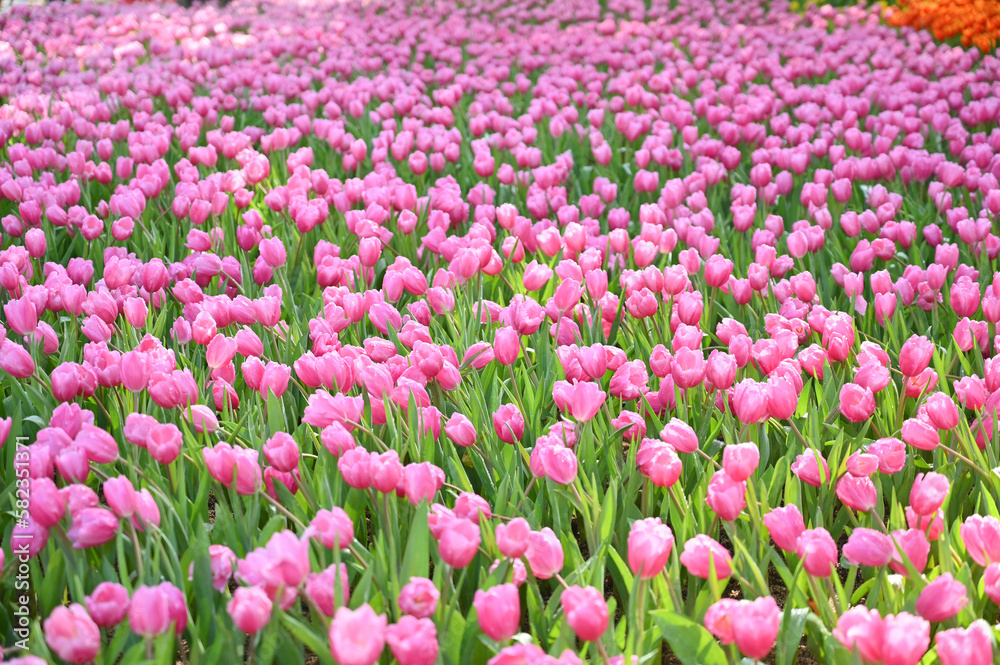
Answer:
[890,0,1000,51]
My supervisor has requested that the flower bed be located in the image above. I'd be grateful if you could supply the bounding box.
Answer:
[1,1,1000,664]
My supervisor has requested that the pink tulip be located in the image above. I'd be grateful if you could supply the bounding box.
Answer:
[493,326,520,366]
[436,516,480,568]
[899,335,935,377]
[706,470,747,521]
[763,505,805,552]
[398,578,439,619]
[496,517,532,559]
[0,340,35,378]
[147,423,182,464]
[85,582,130,627]
[444,412,477,448]
[731,379,769,424]
[901,417,940,451]
[627,517,674,579]
[385,616,439,665]
[525,528,564,579]
[796,528,838,577]
[836,473,877,512]
[263,432,299,473]
[67,507,118,549]
[961,515,1000,566]
[197,545,238,592]
[552,380,607,422]
[909,472,949,516]
[560,585,609,642]
[4,296,37,335]
[888,529,930,576]
[868,437,906,473]
[834,607,885,663]
[722,442,759,481]
[680,535,732,580]
[636,438,682,488]
[659,418,699,454]
[843,528,894,567]
[935,621,993,665]
[228,586,273,634]
[43,604,100,664]
[705,599,739,644]
[730,596,780,660]
[839,383,875,422]
[28,477,67,527]
[308,508,354,550]
[474,583,520,641]
[328,605,386,665]
[925,392,960,430]
[791,451,830,486]
[402,462,445,506]
[915,573,968,622]
[128,585,175,637]
[492,404,524,444]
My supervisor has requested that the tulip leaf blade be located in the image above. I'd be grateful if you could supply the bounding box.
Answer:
[650,610,728,665]
[401,501,430,582]
[775,607,810,665]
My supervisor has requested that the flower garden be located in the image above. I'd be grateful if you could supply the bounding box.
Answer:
[1,0,1000,663]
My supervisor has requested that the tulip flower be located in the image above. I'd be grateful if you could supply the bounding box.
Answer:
[560,585,609,642]
[43,604,100,664]
[627,517,674,579]
[228,586,273,634]
[474,584,520,642]
[328,605,386,665]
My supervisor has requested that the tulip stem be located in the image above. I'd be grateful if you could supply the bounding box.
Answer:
[695,447,721,469]
[259,489,307,529]
[938,443,990,480]
[513,477,536,514]
[382,494,401,613]
[508,363,527,419]
[442,565,468,639]
[632,579,647,658]
[595,639,611,665]
[128,521,145,581]
[339,543,366,570]
[824,577,841,617]
[787,419,813,450]
[806,574,835,629]
[661,566,683,612]
[472,442,496,480]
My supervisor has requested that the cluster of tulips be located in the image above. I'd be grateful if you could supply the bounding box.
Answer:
[3,0,1000,663]
[887,0,1000,54]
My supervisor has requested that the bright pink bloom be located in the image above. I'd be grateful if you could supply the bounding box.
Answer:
[328,605,386,665]
[627,517,674,579]
[560,585,609,642]
[43,604,100,664]
[474,584,520,641]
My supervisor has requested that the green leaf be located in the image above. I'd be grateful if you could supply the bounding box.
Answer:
[598,483,616,545]
[443,612,467,665]
[156,633,176,665]
[400,502,430,582]
[650,610,728,665]
[607,544,634,597]
[39,548,66,616]
[279,614,336,665]
[776,608,810,665]
[267,391,286,435]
